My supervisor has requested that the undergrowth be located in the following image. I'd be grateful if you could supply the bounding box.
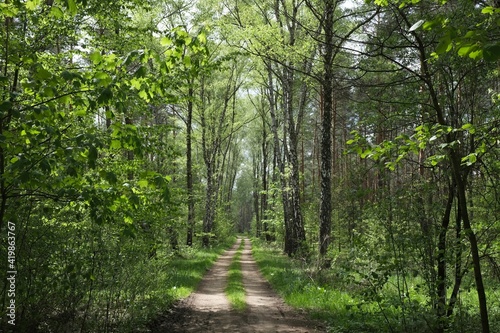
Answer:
[251,238,500,333]
[128,236,236,332]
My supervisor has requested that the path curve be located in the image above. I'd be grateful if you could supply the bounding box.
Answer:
[150,237,325,333]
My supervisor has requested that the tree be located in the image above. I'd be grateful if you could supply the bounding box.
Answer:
[0,0,209,329]
[199,56,244,246]
[347,0,500,331]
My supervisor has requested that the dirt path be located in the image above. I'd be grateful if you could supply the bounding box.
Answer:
[151,237,325,333]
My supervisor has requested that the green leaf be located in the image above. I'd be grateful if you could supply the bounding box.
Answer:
[36,68,52,80]
[461,153,477,166]
[95,71,112,86]
[26,0,39,11]
[129,193,140,208]
[423,19,439,30]
[124,51,139,66]
[130,78,141,90]
[50,6,64,18]
[61,71,74,81]
[0,101,12,111]
[67,0,77,15]
[137,179,149,188]
[90,51,102,65]
[134,66,147,78]
[43,86,55,98]
[428,155,445,166]
[360,149,372,159]
[481,6,494,14]
[469,49,483,60]
[458,45,472,57]
[40,160,51,173]
[138,90,149,101]
[110,139,121,149]
[483,43,500,62]
[198,31,207,45]
[0,3,20,17]
[162,187,170,201]
[461,123,473,130]
[436,36,451,54]
[74,109,86,117]
[59,94,71,105]
[160,37,172,46]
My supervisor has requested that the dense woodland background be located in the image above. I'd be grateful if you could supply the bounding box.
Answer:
[1,0,500,332]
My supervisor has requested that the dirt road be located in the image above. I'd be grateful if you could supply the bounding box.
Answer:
[151,238,325,333]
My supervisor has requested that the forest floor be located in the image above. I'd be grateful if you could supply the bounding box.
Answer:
[150,237,326,333]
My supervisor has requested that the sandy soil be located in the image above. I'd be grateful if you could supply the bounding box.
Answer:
[150,238,326,333]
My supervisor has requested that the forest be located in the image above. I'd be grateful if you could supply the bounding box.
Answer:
[1,0,500,332]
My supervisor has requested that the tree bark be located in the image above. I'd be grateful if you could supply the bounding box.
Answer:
[436,179,455,332]
[186,85,195,246]
[261,112,270,240]
[319,0,334,257]
[283,65,306,256]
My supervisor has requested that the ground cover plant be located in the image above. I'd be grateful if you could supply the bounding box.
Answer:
[252,239,500,333]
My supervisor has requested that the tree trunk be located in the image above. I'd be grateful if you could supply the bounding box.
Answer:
[266,61,291,249]
[436,179,455,332]
[253,153,261,237]
[186,85,195,246]
[283,65,306,256]
[447,202,464,317]
[451,151,489,333]
[319,0,334,257]
[202,166,216,247]
[261,112,269,240]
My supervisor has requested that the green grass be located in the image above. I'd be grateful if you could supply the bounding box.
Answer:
[251,239,496,333]
[225,238,247,311]
[127,237,236,331]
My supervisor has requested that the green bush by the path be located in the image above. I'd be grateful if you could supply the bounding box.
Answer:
[251,239,500,333]
[225,238,247,311]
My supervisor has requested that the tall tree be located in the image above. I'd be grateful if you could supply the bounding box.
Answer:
[199,57,244,246]
[348,0,500,331]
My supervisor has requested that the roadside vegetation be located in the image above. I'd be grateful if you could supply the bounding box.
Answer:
[252,239,500,333]
[128,238,236,332]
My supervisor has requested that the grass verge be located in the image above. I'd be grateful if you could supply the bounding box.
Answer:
[251,239,430,333]
[251,239,500,333]
[225,238,247,311]
[132,237,236,331]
